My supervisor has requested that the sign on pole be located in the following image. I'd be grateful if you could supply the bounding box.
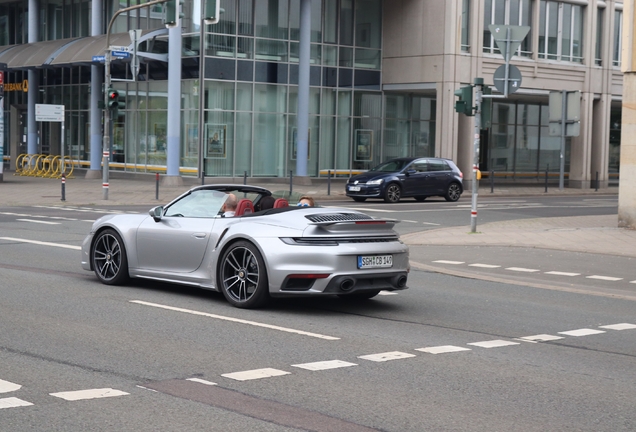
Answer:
[35,104,65,122]
[489,25,531,61]
[493,64,522,95]
[548,91,580,137]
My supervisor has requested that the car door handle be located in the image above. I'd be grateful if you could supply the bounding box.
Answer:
[192,233,207,239]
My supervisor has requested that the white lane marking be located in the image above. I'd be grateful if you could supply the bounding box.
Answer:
[0,237,82,250]
[468,340,520,348]
[421,222,441,226]
[586,275,623,281]
[558,328,606,337]
[0,379,21,393]
[378,291,398,296]
[518,334,564,342]
[545,271,581,277]
[0,212,31,216]
[292,360,357,371]
[402,220,419,223]
[222,368,290,381]
[599,323,636,331]
[357,351,416,362]
[16,219,62,225]
[631,280,636,284]
[131,300,340,340]
[0,397,33,409]
[186,378,217,386]
[50,388,129,401]
[415,345,471,354]
[505,267,540,273]
[433,260,465,265]
[469,263,501,268]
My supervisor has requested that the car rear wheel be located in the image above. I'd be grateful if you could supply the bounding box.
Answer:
[384,183,401,203]
[352,197,367,202]
[219,241,269,309]
[444,182,462,202]
[91,229,129,285]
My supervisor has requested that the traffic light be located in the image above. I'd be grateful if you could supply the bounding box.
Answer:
[482,86,492,128]
[106,88,125,116]
[165,0,184,28]
[454,85,473,116]
[204,0,221,24]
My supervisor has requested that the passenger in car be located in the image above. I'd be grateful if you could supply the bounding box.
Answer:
[221,193,238,217]
[297,196,315,207]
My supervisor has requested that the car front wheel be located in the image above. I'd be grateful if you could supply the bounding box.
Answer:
[384,183,401,203]
[92,229,129,285]
[444,182,462,202]
[219,241,269,309]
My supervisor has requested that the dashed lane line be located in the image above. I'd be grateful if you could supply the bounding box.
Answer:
[130,300,340,341]
[16,219,61,225]
[49,388,129,401]
[599,323,636,330]
[558,328,606,337]
[518,334,564,342]
[186,378,217,386]
[415,345,472,354]
[0,397,33,409]
[291,360,357,371]
[469,263,501,268]
[0,379,21,393]
[467,340,521,348]
[222,368,290,381]
[358,351,416,362]
[505,267,541,273]
[0,237,82,250]
[587,275,623,281]
[545,271,581,277]
[433,260,465,265]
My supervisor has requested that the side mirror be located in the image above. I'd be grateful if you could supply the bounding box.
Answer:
[406,169,416,176]
[149,206,163,222]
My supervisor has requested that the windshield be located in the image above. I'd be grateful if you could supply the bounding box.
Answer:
[164,190,230,218]
[370,160,411,173]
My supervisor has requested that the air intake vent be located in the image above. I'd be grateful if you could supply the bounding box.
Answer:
[306,213,373,223]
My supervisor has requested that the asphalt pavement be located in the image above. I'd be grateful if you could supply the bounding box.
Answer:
[1,170,634,259]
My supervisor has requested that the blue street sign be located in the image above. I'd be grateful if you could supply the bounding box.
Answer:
[92,55,106,63]
[112,51,131,59]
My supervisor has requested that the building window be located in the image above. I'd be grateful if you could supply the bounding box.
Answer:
[483,0,532,57]
[613,10,622,67]
[538,0,583,63]
[595,8,603,66]
[461,0,470,52]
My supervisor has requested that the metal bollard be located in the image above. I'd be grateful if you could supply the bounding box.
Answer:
[244,171,247,185]
[156,173,160,200]
[490,169,494,193]
[595,171,599,192]
[289,170,293,194]
[61,173,66,201]
[327,170,331,196]
[545,165,549,193]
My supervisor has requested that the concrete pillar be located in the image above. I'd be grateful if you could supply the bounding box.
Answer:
[569,92,592,189]
[163,25,183,186]
[295,0,311,178]
[618,0,636,227]
[590,95,611,189]
[87,0,103,178]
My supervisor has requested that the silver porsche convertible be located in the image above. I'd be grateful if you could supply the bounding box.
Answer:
[81,185,409,308]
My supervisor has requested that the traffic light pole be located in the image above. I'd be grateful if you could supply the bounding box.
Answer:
[102,0,167,200]
[471,78,483,233]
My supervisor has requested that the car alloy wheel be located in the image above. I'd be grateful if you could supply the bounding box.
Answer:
[92,229,129,285]
[384,183,401,203]
[445,182,462,202]
[219,241,269,308]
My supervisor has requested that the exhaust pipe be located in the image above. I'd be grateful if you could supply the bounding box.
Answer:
[340,278,355,292]
[397,276,407,288]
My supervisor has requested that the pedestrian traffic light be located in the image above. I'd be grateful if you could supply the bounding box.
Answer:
[204,0,221,24]
[107,88,119,110]
[454,85,474,116]
[165,0,184,28]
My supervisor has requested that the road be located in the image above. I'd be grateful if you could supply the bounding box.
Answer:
[0,198,634,431]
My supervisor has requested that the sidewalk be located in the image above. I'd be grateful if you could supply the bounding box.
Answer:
[1,170,632,258]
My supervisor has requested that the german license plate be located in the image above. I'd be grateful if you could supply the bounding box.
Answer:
[348,186,361,192]
[358,255,393,269]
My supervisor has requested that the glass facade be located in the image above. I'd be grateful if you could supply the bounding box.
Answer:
[538,0,583,63]
[483,0,532,57]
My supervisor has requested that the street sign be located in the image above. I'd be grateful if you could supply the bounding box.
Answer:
[493,64,522,95]
[110,45,131,52]
[489,25,531,61]
[35,104,65,122]
[92,55,106,63]
[112,51,131,59]
[548,91,580,137]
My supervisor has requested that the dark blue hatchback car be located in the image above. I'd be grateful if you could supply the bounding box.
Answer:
[346,157,463,203]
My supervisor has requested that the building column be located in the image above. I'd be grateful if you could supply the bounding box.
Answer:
[163,25,183,186]
[27,0,38,155]
[295,0,311,180]
[86,0,104,178]
[590,94,611,188]
[618,0,636,228]
[568,92,592,189]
